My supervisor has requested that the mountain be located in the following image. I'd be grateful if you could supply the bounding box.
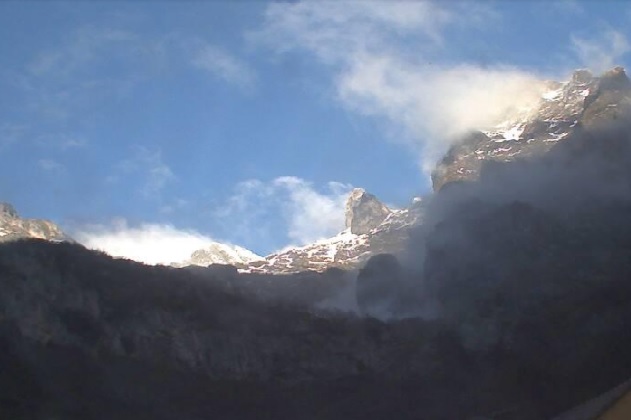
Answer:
[432,67,631,190]
[141,68,631,275]
[246,189,424,274]
[172,242,263,268]
[0,202,69,242]
[7,68,631,419]
[251,67,631,274]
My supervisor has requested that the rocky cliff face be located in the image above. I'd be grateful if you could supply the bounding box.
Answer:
[432,67,631,190]
[0,240,477,419]
[0,202,69,242]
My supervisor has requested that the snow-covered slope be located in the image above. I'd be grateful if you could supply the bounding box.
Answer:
[172,242,263,268]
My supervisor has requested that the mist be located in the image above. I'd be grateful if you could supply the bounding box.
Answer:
[72,219,244,265]
[339,59,547,172]
[355,111,631,343]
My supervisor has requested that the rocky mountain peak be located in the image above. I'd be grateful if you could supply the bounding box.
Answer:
[0,202,69,242]
[241,189,424,274]
[571,69,593,84]
[0,202,18,218]
[599,66,630,91]
[431,67,631,190]
[344,188,391,235]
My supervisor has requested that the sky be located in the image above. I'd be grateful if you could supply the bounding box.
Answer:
[1,0,631,262]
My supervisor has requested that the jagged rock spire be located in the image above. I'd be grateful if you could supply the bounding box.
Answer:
[344,188,391,235]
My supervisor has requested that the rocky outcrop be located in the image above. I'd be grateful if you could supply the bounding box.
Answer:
[432,67,631,190]
[0,202,69,242]
[344,188,391,234]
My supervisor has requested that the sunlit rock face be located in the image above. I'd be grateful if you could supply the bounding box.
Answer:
[344,188,391,235]
[0,202,69,242]
[432,67,631,190]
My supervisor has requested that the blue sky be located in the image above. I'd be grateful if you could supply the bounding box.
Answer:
[1,0,630,262]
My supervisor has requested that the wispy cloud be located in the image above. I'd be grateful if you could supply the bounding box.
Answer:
[59,135,88,150]
[20,26,151,121]
[110,146,175,197]
[255,1,544,174]
[26,26,141,79]
[38,158,65,173]
[73,219,221,265]
[0,122,27,150]
[214,176,352,251]
[571,29,630,74]
[552,0,585,15]
[15,25,254,127]
[338,59,543,171]
[255,1,452,63]
[192,43,256,89]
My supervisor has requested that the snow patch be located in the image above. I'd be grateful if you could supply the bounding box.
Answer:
[542,88,563,101]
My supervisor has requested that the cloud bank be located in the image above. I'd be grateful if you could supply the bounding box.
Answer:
[73,219,222,265]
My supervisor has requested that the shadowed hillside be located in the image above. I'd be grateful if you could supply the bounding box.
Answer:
[5,116,631,419]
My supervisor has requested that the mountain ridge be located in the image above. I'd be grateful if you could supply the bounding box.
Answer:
[8,67,631,276]
[432,67,631,190]
[0,202,69,243]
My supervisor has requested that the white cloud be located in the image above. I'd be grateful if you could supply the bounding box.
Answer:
[73,219,220,265]
[273,176,352,244]
[338,57,543,171]
[571,29,631,74]
[192,44,256,89]
[256,1,451,64]
[215,176,353,250]
[256,1,545,174]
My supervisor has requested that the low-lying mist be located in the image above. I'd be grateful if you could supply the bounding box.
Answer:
[355,116,631,334]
